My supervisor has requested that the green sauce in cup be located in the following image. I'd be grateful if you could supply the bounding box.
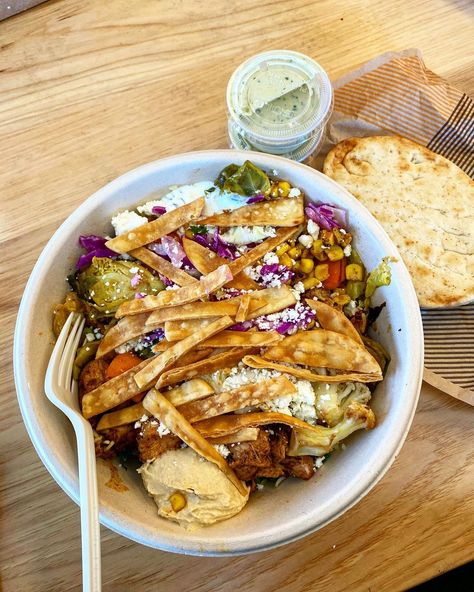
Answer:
[227,50,333,161]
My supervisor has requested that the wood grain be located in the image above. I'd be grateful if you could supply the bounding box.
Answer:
[1,1,473,590]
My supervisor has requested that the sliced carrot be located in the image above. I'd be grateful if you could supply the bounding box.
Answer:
[106,352,142,379]
[323,259,346,290]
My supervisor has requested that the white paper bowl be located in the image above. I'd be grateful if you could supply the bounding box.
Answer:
[14,150,423,555]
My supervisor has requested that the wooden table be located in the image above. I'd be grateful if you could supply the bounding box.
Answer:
[1,1,473,590]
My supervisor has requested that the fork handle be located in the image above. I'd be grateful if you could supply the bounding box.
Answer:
[73,418,102,592]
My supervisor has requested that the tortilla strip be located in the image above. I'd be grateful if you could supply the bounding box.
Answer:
[174,348,214,367]
[207,428,260,445]
[82,357,154,419]
[182,238,258,290]
[227,226,303,277]
[306,299,363,345]
[106,197,205,254]
[96,403,146,431]
[166,378,214,406]
[198,196,304,227]
[134,315,234,388]
[146,286,295,325]
[263,330,382,374]
[156,348,253,389]
[235,294,251,322]
[115,264,233,318]
[194,412,329,439]
[196,330,282,349]
[178,376,296,423]
[143,388,248,496]
[96,313,161,358]
[164,317,220,342]
[242,355,382,383]
[130,247,199,286]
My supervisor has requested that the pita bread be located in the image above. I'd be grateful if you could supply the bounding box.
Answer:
[323,136,474,307]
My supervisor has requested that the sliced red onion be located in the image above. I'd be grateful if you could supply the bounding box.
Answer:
[151,205,167,216]
[148,241,167,257]
[305,203,347,230]
[161,236,186,267]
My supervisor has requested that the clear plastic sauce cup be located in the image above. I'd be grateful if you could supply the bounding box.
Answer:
[227,50,333,163]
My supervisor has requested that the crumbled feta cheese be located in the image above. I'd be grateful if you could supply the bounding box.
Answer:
[220,225,276,245]
[298,234,313,248]
[288,187,301,197]
[85,332,95,342]
[343,245,352,257]
[344,300,358,317]
[256,483,264,491]
[213,444,230,458]
[157,422,171,437]
[111,210,148,236]
[137,181,214,216]
[314,456,325,470]
[129,266,139,274]
[293,281,305,294]
[219,365,282,391]
[263,379,317,424]
[307,219,320,240]
[263,251,279,265]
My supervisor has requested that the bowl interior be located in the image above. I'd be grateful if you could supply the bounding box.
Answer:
[14,150,423,555]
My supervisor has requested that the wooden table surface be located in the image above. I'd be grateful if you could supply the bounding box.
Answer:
[1,1,473,590]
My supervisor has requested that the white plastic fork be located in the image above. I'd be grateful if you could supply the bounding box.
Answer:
[44,312,101,592]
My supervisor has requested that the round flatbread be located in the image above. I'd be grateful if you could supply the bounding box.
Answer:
[323,136,474,308]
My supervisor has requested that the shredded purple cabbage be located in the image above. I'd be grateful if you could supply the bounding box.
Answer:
[305,203,347,230]
[275,321,295,335]
[134,292,146,299]
[194,228,238,260]
[148,241,167,257]
[159,274,174,287]
[76,234,117,270]
[247,193,265,204]
[230,321,253,331]
[151,205,167,216]
[145,328,165,342]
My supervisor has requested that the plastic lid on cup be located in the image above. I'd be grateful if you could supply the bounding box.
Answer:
[227,50,333,146]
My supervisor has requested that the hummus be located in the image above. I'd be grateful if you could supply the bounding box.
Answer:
[138,448,249,527]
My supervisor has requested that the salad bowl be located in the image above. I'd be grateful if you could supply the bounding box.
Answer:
[14,150,423,555]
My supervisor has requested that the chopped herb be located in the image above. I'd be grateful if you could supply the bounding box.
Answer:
[189,225,208,235]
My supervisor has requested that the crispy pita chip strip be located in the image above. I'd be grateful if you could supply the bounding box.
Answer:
[143,388,248,496]
[164,317,220,341]
[156,347,253,389]
[130,247,199,286]
[178,376,296,423]
[82,357,154,419]
[165,378,214,406]
[198,196,304,227]
[134,316,234,388]
[243,355,382,383]
[96,313,161,358]
[228,226,303,277]
[196,330,282,349]
[96,403,146,431]
[235,294,251,322]
[106,197,205,254]
[116,264,233,317]
[194,412,327,439]
[207,428,260,445]
[182,238,258,290]
[306,299,363,345]
[263,329,382,374]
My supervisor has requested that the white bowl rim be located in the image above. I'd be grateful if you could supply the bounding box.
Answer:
[14,149,423,555]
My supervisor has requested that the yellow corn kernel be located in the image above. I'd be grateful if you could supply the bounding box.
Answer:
[279,253,294,268]
[345,263,364,281]
[326,245,344,261]
[270,183,280,198]
[332,294,351,306]
[314,250,328,262]
[314,263,330,281]
[288,246,302,259]
[300,258,314,274]
[169,491,187,513]
[320,230,335,245]
[311,239,323,255]
[334,229,352,247]
[306,319,316,329]
[184,228,194,239]
[303,277,321,290]
[276,243,290,256]
[292,261,301,273]
[277,181,291,197]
